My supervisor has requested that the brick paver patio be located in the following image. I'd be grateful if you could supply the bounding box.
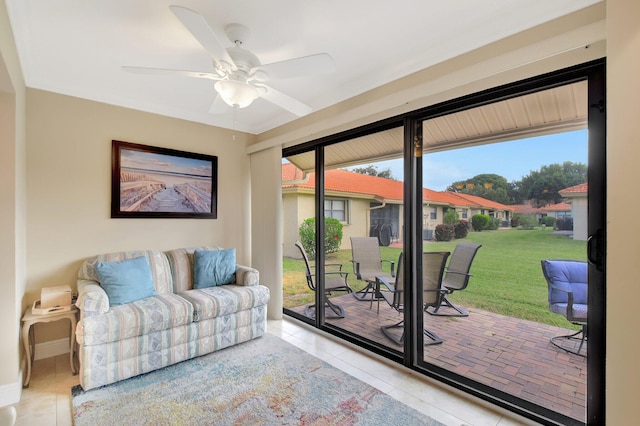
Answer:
[290,294,586,422]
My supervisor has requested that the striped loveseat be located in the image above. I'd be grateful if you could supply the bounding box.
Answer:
[75,247,270,390]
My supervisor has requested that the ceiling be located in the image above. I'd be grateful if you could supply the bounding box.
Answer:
[6,0,600,134]
[287,81,588,172]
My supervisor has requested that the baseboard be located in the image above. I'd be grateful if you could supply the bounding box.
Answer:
[0,372,21,407]
[34,337,70,361]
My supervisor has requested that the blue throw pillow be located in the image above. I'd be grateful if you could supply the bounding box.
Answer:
[95,256,157,306]
[193,249,236,289]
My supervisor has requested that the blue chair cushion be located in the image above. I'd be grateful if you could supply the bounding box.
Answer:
[542,260,588,321]
[542,260,587,303]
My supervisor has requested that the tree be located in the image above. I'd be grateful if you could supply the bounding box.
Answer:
[446,173,512,204]
[350,165,395,180]
[514,161,587,207]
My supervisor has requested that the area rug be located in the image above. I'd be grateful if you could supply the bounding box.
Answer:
[71,333,443,426]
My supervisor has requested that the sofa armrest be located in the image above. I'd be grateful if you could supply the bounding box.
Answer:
[76,279,110,314]
[235,265,259,286]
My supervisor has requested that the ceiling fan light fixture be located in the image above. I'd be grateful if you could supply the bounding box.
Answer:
[214,79,259,108]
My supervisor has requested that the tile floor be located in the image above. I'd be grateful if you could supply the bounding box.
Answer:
[14,318,538,426]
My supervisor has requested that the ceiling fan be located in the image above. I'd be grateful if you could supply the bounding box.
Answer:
[123,5,335,116]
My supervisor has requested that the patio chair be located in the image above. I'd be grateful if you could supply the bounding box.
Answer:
[540,259,588,356]
[350,237,395,301]
[377,251,449,345]
[425,242,482,317]
[295,241,353,319]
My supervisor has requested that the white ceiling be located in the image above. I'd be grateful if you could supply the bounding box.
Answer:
[6,0,600,134]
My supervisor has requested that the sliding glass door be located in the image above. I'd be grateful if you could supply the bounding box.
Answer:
[282,60,605,425]
[414,81,592,424]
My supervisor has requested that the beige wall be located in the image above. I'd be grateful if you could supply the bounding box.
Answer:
[282,193,300,258]
[25,89,255,341]
[571,197,588,241]
[0,0,26,406]
[282,192,395,259]
[250,146,283,320]
[606,0,640,423]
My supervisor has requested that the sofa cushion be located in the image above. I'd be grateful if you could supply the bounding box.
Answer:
[79,250,174,295]
[179,284,270,322]
[193,249,236,288]
[77,293,195,346]
[165,246,219,293]
[95,256,158,306]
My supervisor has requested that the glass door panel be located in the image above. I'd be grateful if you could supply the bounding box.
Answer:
[418,81,589,423]
[322,130,405,352]
[281,155,318,325]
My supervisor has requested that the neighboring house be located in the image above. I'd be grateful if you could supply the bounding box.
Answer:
[559,183,588,241]
[543,201,573,219]
[282,163,513,257]
[511,201,572,223]
[511,202,547,222]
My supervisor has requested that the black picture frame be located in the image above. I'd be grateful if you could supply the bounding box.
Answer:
[111,140,217,219]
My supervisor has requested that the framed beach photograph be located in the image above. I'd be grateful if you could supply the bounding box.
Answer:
[111,140,217,219]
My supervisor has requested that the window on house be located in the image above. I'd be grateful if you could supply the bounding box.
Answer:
[461,209,468,219]
[325,199,347,222]
[430,207,437,220]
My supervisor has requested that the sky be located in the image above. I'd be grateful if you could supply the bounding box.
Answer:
[121,148,213,177]
[368,129,588,191]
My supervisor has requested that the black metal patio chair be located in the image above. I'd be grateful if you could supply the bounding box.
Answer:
[377,251,449,345]
[295,241,353,319]
[425,242,481,317]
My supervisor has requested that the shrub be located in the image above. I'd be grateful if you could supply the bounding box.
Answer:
[298,217,343,258]
[443,209,459,225]
[485,217,501,230]
[434,224,455,241]
[454,220,469,239]
[510,215,522,228]
[471,214,490,231]
[519,215,538,230]
[542,216,556,227]
[556,217,574,231]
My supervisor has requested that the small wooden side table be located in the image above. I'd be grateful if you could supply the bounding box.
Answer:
[21,306,78,387]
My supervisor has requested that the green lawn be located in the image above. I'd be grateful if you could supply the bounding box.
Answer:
[283,228,587,327]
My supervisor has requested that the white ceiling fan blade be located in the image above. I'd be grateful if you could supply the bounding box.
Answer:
[208,94,229,114]
[122,66,221,80]
[169,5,235,69]
[258,84,313,116]
[255,53,335,80]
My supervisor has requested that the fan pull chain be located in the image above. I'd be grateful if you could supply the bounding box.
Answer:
[232,106,238,140]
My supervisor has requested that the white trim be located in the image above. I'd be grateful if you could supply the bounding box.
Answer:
[34,337,70,361]
[0,372,21,407]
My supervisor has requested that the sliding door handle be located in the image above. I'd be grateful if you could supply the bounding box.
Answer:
[587,230,605,271]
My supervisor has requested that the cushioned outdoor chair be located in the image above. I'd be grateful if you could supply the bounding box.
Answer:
[350,237,395,301]
[425,242,481,317]
[540,259,588,356]
[295,241,353,319]
[377,251,449,346]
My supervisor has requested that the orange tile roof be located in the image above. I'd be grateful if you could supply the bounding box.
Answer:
[543,202,572,212]
[559,182,588,194]
[446,192,514,211]
[282,163,512,211]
